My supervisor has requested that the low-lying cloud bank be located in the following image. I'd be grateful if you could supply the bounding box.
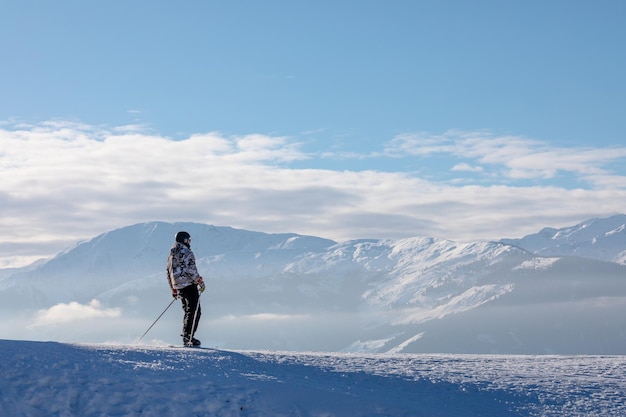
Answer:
[30,299,122,327]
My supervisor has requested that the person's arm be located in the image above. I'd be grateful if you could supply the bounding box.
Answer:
[166,250,179,298]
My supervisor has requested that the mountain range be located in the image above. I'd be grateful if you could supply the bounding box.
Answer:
[1,215,625,354]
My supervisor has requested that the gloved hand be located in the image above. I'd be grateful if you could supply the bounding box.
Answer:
[197,277,205,293]
[171,288,179,299]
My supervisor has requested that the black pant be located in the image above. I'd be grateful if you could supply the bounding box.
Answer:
[179,284,201,339]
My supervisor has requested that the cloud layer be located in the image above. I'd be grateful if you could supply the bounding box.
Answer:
[1,120,625,267]
[30,299,121,327]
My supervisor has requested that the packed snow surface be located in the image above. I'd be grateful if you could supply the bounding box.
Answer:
[1,339,625,417]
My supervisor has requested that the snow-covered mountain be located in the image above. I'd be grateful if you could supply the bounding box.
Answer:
[501,214,626,264]
[1,217,625,354]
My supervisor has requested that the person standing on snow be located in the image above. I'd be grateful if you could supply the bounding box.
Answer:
[167,231,206,347]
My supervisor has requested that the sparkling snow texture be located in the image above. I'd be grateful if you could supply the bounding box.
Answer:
[1,339,624,417]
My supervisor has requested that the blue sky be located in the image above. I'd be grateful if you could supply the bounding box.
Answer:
[1,1,626,267]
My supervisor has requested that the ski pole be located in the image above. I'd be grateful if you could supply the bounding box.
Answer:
[135,298,176,344]
[190,291,202,338]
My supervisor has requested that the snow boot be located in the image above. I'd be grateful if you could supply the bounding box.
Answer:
[183,336,201,347]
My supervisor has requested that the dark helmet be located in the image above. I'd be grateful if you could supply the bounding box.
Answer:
[175,231,191,244]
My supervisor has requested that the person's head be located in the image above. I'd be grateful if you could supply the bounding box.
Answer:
[175,231,191,247]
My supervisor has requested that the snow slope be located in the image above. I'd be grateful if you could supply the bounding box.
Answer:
[501,214,626,264]
[1,339,625,417]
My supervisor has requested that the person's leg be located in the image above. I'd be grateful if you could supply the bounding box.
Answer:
[180,285,199,343]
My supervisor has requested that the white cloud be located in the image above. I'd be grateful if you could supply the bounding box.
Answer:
[1,121,626,268]
[385,130,626,185]
[30,299,121,327]
[451,163,483,173]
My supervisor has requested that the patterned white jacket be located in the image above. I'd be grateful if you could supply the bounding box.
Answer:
[166,242,201,290]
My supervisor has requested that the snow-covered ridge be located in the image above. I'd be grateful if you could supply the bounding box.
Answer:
[501,214,626,264]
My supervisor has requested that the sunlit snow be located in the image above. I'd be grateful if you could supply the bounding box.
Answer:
[1,339,624,417]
